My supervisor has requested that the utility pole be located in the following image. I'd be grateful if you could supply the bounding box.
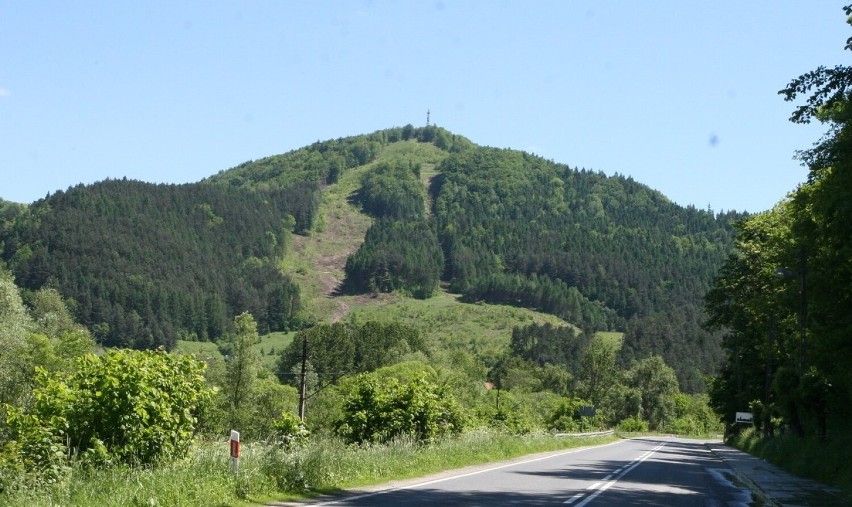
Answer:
[298,334,308,421]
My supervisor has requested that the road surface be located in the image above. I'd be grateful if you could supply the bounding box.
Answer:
[305,437,754,506]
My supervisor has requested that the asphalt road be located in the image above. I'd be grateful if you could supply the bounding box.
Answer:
[306,437,754,506]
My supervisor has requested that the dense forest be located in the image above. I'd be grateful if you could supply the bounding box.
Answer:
[0,125,464,350]
[430,148,745,390]
[343,161,444,298]
[0,180,303,348]
[227,131,745,392]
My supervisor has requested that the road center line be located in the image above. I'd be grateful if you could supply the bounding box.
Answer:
[566,441,667,506]
[564,493,585,504]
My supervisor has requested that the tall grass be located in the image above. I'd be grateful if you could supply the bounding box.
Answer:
[0,431,616,506]
[0,442,238,507]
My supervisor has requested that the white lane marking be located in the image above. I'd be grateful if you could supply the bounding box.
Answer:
[313,439,627,506]
[564,492,585,504]
[567,441,667,507]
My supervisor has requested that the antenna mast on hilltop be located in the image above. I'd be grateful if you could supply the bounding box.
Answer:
[426,109,431,126]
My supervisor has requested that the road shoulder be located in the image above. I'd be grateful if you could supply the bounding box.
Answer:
[705,442,849,506]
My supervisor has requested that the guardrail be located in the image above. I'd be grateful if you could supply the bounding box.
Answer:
[555,429,615,438]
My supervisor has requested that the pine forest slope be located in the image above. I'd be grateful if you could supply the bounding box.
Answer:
[0,125,745,391]
[0,180,304,349]
[209,126,746,391]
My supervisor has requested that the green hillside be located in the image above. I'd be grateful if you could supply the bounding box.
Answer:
[0,125,740,390]
[214,128,742,390]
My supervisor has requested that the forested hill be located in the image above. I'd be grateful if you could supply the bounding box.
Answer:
[0,125,745,390]
[0,180,304,348]
[430,148,745,390]
[206,126,746,390]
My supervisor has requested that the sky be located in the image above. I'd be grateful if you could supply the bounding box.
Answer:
[1,1,849,212]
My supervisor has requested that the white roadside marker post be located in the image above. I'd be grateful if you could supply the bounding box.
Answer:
[230,430,240,473]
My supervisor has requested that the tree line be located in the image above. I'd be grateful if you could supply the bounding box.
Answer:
[705,10,852,437]
[206,124,471,191]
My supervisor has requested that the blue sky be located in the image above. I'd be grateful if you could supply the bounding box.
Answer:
[1,1,848,212]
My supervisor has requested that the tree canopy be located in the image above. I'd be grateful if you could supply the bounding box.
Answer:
[707,5,852,436]
[0,180,302,348]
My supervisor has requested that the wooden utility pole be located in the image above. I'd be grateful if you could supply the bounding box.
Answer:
[298,334,308,421]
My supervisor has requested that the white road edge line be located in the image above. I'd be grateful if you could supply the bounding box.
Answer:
[313,439,627,506]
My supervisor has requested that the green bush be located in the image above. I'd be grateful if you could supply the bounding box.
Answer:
[0,422,69,493]
[547,397,601,432]
[5,349,213,471]
[335,374,466,444]
[487,409,536,435]
[617,415,649,432]
[272,411,310,447]
[473,389,537,435]
[666,393,723,435]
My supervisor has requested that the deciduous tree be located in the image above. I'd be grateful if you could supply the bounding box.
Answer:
[224,312,261,429]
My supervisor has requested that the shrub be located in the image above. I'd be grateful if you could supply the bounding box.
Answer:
[666,393,723,435]
[617,416,649,433]
[335,374,466,444]
[0,419,69,492]
[5,349,213,471]
[547,397,601,433]
[487,409,536,435]
[473,389,537,435]
[272,411,310,448]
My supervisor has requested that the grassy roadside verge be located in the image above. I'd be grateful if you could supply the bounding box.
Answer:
[0,431,617,507]
[729,427,852,496]
[289,430,618,492]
